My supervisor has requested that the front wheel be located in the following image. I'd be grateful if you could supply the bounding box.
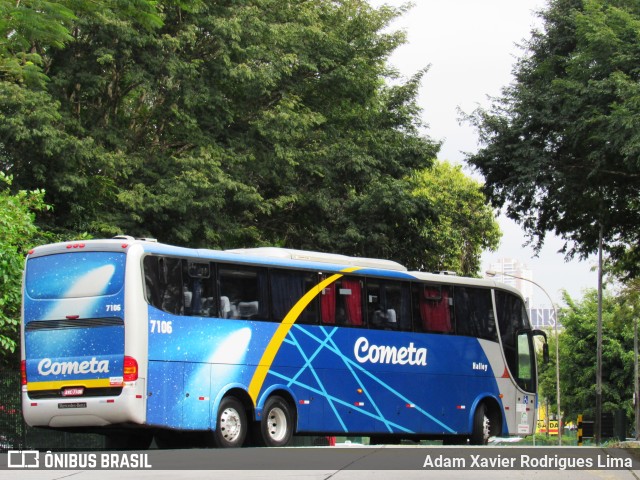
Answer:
[470,403,490,445]
[258,396,294,447]
[213,396,247,448]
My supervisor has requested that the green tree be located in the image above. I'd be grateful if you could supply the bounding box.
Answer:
[0,173,49,364]
[410,160,501,275]
[466,0,640,276]
[4,0,444,265]
[0,0,163,236]
[537,288,635,427]
[1,0,501,274]
[0,0,76,88]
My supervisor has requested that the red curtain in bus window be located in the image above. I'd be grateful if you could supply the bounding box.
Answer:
[421,287,452,333]
[342,279,363,326]
[321,282,336,324]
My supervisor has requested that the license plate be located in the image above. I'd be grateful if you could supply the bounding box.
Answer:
[62,387,84,397]
[58,402,87,409]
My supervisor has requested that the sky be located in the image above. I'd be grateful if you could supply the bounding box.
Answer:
[368,0,598,307]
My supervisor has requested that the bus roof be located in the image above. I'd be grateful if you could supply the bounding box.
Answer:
[27,237,521,296]
[225,247,408,272]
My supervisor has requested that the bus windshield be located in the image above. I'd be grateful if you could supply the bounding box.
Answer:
[25,252,125,300]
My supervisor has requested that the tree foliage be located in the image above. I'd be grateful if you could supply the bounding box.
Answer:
[1,0,448,266]
[0,173,49,363]
[0,0,76,88]
[410,161,501,275]
[466,0,640,277]
[0,0,503,276]
[537,287,636,427]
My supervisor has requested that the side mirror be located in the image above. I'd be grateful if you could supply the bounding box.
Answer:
[532,329,550,364]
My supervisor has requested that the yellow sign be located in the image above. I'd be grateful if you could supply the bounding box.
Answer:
[536,419,559,435]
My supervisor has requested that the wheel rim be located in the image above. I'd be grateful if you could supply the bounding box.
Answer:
[482,414,490,443]
[220,407,243,443]
[266,406,288,442]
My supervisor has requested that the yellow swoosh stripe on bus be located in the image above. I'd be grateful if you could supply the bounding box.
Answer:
[27,378,117,391]
[248,267,360,405]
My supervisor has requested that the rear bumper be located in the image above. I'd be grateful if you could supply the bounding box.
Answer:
[22,379,147,428]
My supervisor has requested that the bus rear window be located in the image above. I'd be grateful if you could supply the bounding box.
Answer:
[26,252,126,299]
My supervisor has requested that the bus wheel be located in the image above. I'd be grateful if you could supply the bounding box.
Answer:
[470,403,490,445]
[259,395,293,447]
[213,396,247,448]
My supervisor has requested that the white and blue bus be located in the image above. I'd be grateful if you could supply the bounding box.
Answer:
[21,237,547,448]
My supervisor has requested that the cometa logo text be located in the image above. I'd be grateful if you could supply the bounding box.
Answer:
[37,358,110,376]
[354,337,427,366]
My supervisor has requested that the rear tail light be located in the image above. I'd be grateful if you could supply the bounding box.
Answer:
[123,356,138,382]
[20,360,27,385]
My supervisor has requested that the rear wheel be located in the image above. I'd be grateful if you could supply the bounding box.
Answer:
[470,403,490,445]
[213,396,247,448]
[258,395,294,447]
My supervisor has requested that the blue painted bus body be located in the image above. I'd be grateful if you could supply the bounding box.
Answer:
[146,307,503,436]
[22,240,513,439]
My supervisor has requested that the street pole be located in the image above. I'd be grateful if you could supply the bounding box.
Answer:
[486,270,561,445]
[595,225,603,445]
[635,316,639,439]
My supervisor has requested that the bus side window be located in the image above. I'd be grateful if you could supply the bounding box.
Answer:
[320,280,336,325]
[367,280,411,331]
[300,274,320,324]
[321,276,363,327]
[143,256,184,314]
[454,287,497,341]
[412,284,453,334]
[271,269,318,324]
[145,256,217,317]
[183,261,216,317]
[143,255,163,309]
[219,266,269,321]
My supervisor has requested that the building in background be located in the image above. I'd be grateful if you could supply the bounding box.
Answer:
[485,257,560,329]
[487,258,534,306]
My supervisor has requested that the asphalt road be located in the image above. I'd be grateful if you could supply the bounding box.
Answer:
[1,446,639,480]
[3,470,640,480]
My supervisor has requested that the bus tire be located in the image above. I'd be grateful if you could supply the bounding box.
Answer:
[259,395,293,447]
[213,396,247,448]
[470,402,490,445]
